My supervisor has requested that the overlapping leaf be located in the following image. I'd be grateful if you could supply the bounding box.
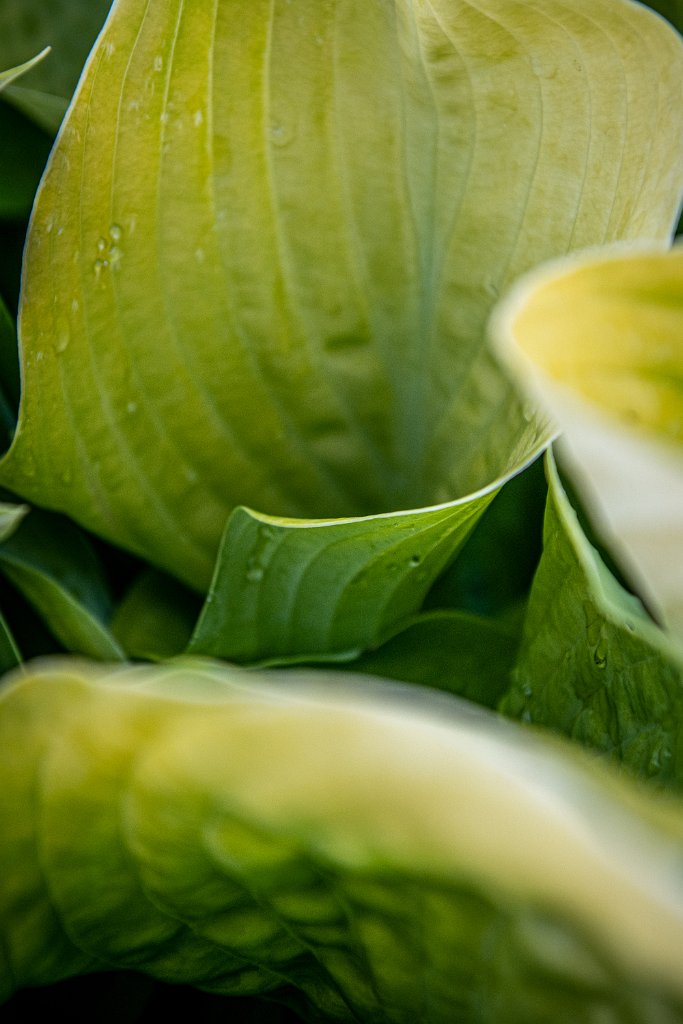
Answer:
[2,0,682,594]
[188,487,502,662]
[492,245,683,634]
[0,0,112,101]
[502,453,683,791]
[4,660,683,1021]
[0,508,124,660]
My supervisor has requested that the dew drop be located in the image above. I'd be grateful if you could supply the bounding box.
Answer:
[269,123,293,147]
[109,246,122,267]
[71,298,80,314]
[409,554,421,567]
[104,41,115,59]
[45,218,54,234]
[194,248,205,264]
[126,401,138,414]
[110,223,123,242]
[247,567,264,583]
[55,335,69,354]
[96,237,108,253]
[35,351,44,363]
[154,55,163,72]
[93,258,109,279]
[193,109,204,127]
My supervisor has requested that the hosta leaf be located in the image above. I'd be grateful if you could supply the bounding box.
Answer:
[0,608,21,672]
[492,244,683,634]
[0,101,53,221]
[2,86,69,136]
[0,510,124,660]
[0,499,28,542]
[112,568,201,659]
[343,609,518,709]
[0,1,113,101]
[0,294,19,420]
[426,455,547,617]
[0,48,67,135]
[502,452,683,791]
[2,1,681,590]
[0,49,51,93]
[4,661,683,1020]
[188,485,504,662]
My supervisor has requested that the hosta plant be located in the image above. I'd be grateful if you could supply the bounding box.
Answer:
[0,0,682,1021]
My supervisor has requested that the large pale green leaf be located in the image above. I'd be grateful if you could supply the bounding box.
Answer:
[5,660,683,1020]
[2,1,681,590]
[0,501,28,670]
[502,452,683,791]
[492,244,683,634]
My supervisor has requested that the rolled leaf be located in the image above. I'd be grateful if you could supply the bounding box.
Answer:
[4,660,683,1020]
[492,245,683,635]
[2,0,682,588]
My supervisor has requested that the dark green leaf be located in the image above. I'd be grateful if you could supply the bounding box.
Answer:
[112,569,201,660]
[502,452,683,792]
[0,102,52,220]
[343,609,518,709]
[0,509,124,660]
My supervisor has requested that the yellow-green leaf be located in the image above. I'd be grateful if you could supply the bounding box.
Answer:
[2,1,681,589]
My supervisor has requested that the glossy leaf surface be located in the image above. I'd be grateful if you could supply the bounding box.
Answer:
[188,488,501,662]
[2,0,682,589]
[502,453,683,791]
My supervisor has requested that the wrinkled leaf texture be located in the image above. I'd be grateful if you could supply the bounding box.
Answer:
[1,0,681,598]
